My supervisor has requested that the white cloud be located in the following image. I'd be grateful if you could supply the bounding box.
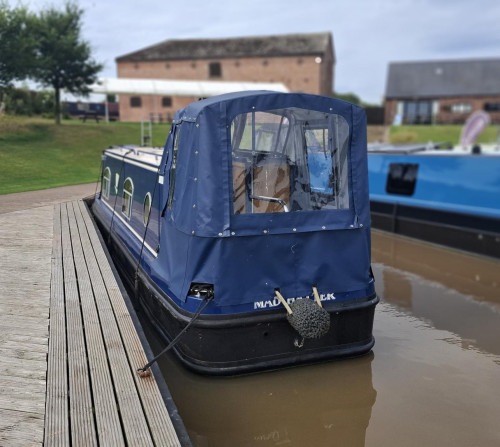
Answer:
[25,0,500,104]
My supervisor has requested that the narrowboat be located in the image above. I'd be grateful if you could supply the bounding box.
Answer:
[367,142,500,259]
[92,91,378,375]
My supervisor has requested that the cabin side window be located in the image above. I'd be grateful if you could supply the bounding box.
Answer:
[143,192,151,226]
[230,108,350,214]
[122,177,134,219]
[386,163,419,196]
[102,167,111,199]
[167,126,181,210]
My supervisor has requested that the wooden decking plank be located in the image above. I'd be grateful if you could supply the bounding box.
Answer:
[44,204,69,446]
[0,333,48,347]
[60,203,98,446]
[0,408,43,447]
[0,392,46,414]
[72,201,154,446]
[66,201,126,446]
[0,355,47,380]
[77,200,182,447]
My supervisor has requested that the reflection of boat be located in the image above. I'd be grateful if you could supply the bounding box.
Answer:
[367,143,500,258]
[91,91,378,375]
[143,316,376,447]
[372,231,500,357]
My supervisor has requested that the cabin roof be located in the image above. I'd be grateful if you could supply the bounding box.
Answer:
[116,32,333,62]
[385,58,500,98]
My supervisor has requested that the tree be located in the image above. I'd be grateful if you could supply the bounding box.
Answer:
[332,91,362,106]
[0,3,37,89]
[33,2,102,124]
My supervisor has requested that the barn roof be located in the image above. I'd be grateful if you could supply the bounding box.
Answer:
[385,58,500,99]
[116,32,333,62]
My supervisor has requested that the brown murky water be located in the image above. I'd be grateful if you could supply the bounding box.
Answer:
[144,230,500,447]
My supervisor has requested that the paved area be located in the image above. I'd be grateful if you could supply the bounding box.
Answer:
[0,183,96,214]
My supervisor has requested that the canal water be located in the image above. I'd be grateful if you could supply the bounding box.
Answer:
[143,230,500,446]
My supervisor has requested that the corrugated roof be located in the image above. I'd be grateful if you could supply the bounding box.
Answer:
[116,32,333,62]
[385,58,500,98]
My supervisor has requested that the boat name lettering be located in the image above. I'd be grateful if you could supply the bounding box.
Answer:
[254,293,336,309]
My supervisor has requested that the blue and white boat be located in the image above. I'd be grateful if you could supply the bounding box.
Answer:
[367,142,500,259]
[92,91,378,375]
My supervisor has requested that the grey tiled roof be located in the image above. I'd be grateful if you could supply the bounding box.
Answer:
[116,32,333,62]
[385,59,500,98]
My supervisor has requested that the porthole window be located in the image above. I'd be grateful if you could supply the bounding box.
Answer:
[122,177,134,219]
[102,167,111,199]
[143,193,152,226]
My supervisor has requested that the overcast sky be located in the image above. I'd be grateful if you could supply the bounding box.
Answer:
[27,0,500,104]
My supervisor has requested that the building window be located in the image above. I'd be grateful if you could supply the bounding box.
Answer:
[386,163,419,196]
[143,193,152,226]
[162,96,172,107]
[102,167,111,199]
[122,177,134,219]
[130,96,142,108]
[403,101,432,125]
[451,103,472,114]
[209,62,222,78]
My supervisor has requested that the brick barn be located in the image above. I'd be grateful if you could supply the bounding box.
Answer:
[115,32,335,122]
[384,58,500,125]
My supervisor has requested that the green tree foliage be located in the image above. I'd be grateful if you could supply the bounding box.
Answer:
[0,2,37,89]
[33,2,102,124]
[3,87,54,116]
[332,91,362,106]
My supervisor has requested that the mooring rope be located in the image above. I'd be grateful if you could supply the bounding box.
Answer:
[137,294,214,377]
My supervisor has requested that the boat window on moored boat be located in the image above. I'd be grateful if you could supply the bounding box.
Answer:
[143,193,151,226]
[386,163,419,196]
[102,167,111,199]
[230,108,350,214]
[122,177,134,219]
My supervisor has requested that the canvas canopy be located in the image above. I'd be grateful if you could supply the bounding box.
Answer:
[149,91,372,307]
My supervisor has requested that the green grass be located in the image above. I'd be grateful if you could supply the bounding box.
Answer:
[0,116,170,195]
[389,125,498,145]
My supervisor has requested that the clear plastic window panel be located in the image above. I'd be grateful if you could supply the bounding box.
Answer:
[231,108,350,214]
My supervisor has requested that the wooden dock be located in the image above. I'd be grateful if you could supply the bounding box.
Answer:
[0,200,186,446]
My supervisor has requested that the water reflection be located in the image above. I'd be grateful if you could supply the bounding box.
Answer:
[142,318,376,447]
[136,230,500,447]
[372,231,500,357]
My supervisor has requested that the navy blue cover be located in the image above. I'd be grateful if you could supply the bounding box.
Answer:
[151,91,371,307]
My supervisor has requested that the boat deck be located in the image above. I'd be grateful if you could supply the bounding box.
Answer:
[0,200,185,446]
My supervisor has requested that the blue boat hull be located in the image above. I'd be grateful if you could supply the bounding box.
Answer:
[368,153,500,258]
[93,202,378,374]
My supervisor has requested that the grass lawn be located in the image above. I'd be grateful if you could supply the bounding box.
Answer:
[0,116,171,195]
[389,125,498,144]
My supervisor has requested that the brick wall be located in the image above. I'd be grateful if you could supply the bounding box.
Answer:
[117,55,333,122]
